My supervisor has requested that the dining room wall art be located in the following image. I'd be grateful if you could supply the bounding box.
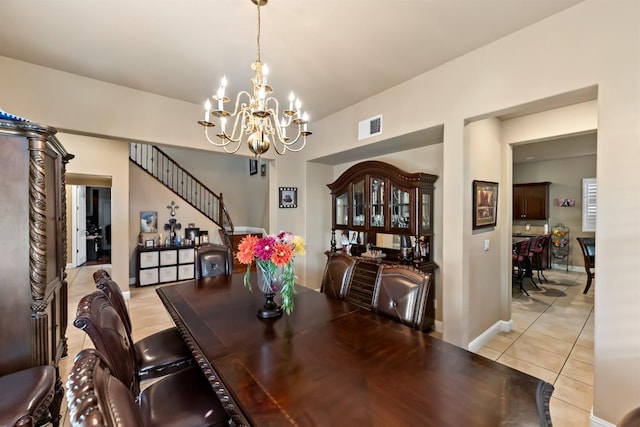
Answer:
[472,180,498,230]
[279,187,297,208]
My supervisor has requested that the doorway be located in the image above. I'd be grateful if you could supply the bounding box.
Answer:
[68,175,113,268]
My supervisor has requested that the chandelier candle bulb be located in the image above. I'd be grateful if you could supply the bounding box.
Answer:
[204,99,211,121]
[263,64,269,85]
[289,92,295,110]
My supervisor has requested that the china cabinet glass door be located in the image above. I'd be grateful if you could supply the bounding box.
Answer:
[391,185,410,230]
[421,193,431,233]
[352,179,365,227]
[370,178,385,228]
[335,191,348,226]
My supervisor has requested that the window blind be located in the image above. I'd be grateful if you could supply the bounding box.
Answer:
[582,178,597,232]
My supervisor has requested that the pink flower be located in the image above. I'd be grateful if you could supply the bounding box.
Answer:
[254,236,276,261]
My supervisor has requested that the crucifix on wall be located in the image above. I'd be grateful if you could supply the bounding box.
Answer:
[164,201,181,244]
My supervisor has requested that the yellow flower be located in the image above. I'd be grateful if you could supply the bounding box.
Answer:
[293,235,306,256]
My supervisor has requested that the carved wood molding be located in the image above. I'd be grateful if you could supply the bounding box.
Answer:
[28,137,48,313]
[157,290,250,426]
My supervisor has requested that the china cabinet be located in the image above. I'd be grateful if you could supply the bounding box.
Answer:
[327,160,437,262]
[513,182,550,220]
[327,161,438,330]
[0,117,73,424]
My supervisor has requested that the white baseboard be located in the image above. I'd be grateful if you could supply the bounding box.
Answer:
[434,320,443,334]
[467,319,513,352]
[590,409,615,427]
[122,290,131,302]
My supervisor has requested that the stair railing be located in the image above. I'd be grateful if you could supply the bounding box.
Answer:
[129,143,234,243]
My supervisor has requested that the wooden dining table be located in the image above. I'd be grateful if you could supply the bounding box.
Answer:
[156,273,553,427]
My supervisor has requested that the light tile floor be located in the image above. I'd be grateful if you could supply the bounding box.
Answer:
[58,265,593,426]
[475,268,594,426]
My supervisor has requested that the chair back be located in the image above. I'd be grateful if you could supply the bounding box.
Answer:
[195,244,232,279]
[577,237,595,266]
[94,277,133,336]
[371,264,431,329]
[66,349,143,427]
[92,268,111,283]
[73,291,140,396]
[320,252,355,300]
[514,239,531,262]
[529,235,547,254]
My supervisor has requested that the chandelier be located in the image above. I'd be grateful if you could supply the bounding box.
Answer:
[197,0,311,159]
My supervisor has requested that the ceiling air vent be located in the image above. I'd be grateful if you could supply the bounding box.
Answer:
[358,115,382,141]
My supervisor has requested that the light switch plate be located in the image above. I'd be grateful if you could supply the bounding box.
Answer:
[484,239,490,251]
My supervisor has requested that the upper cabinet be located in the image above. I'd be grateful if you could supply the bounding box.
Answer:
[328,161,437,256]
[513,182,551,220]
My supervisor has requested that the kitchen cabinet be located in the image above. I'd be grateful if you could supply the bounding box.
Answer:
[513,182,551,220]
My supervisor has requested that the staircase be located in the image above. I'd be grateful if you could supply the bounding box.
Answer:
[129,143,234,245]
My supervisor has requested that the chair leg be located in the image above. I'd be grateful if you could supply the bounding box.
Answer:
[583,272,593,294]
[525,258,540,289]
[535,254,548,282]
[514,261,530,296]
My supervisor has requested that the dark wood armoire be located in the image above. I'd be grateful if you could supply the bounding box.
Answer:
[0,117,73,418]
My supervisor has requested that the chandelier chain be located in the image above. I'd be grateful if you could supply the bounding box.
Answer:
[256,1,261,62]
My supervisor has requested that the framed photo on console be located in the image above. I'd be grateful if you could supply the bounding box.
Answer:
[279,187,297,208]
[472,180,498,230]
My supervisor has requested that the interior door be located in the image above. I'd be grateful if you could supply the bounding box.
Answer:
[76,185,87,266]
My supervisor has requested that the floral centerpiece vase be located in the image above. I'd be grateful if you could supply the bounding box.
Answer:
[255,261,284,318]
[236,232,305,319]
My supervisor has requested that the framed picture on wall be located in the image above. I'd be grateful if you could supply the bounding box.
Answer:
[140,211,158,233]
[279,187,297,208]
[249,159,258,175]
[472,180,498,230]
[261,163,267,177]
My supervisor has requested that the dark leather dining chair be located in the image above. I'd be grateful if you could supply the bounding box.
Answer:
[320,252,355,300]
[371,264,431,330]
[194,244,233,279]
[576,237,596,294]
[92,270,193,381]
[0,365,58,427]
[66,348,229,427]
[72,292,229,427]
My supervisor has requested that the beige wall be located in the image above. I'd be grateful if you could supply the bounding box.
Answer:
[1,1,638,423]
[58,134,130,291]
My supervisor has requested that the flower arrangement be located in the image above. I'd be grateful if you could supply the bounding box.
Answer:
[236,231,306,315]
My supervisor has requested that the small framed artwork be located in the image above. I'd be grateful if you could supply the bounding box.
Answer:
[472,180,499,230]
[558,198,575,207]
[260,163,267,177]
[249,159,258,175]
[279,187,298,208]
[140,211,158,233]
[144,239,155,248]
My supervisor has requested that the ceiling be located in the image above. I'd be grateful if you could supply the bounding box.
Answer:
[1,0,584,123]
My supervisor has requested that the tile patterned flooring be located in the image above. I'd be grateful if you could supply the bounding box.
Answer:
[58,265,593,426]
